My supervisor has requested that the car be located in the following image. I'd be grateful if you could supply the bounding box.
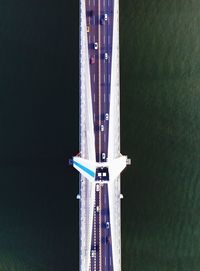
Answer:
[96,184,100,191]
[100,124,104,131]
[102,152,106,160]
[94,42,98,50]
[96,206,100,212]
[106,222,110,229]
[87,26,90,32]
[104,52,108,60]
[91,250,95,257]
[90,55,95,64]
[105,113,109,120]
[104,14,108,21]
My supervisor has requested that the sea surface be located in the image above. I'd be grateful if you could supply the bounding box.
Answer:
[0,0,200,270]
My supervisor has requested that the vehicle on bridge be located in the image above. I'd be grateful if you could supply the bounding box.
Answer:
[104,52,108,60]
[94,42,98,50]
[96,184,100,191]
[105,113,109,120]
[96,206,100,212]
[100,124,104,131]
[91,250,95,258]
[90,55,95,64]
[100,14,108,24]
[106,222,110,229]
[102,152,106,160]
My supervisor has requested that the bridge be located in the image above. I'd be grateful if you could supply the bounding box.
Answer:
[70,0,130,270]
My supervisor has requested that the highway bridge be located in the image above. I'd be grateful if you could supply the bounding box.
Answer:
[71,0,130,270]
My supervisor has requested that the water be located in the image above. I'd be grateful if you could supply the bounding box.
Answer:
[120,1,200,270]
[0,0,200,270]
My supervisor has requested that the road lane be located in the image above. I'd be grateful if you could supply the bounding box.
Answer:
[85,0,114,270]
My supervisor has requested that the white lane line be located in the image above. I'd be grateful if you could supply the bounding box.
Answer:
[108,0,110,6]
[94,204,97,270]
[108,74,111,83]
[105,257,106,266]
[89,0,91,7]
[94,113,96,120]
[104,93,106,102]
[103,0,105,7]
[98,0,102,165]
[89,35,91,43]
[99,178,102,271]
[110,256,112,266]
[94,35,96,43]
[104,74,106,83]
[104,35,106,44]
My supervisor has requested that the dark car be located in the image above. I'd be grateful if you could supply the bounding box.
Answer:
[90,55,95,64]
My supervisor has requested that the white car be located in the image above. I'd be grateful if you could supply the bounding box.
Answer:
[104,52,108,60]
[102,152,106,160]
[96,184,100,191]
[106,222,110,229]
[104,14,108,21]
[91,250,95,257]
[105,113,109,120]
[94,42,98,50]
[100,124,104,131]
[96,206,100,212]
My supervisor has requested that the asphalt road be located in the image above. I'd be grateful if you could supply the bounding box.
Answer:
[85,0,114,270]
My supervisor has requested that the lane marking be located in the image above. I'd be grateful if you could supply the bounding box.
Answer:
[93,200,97,270]
[98,0,101,165]
[98,0,102,270]
[99,178,102,271]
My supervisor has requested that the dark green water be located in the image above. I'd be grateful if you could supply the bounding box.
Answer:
[0,0,200,270]
[120,1,200,270]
